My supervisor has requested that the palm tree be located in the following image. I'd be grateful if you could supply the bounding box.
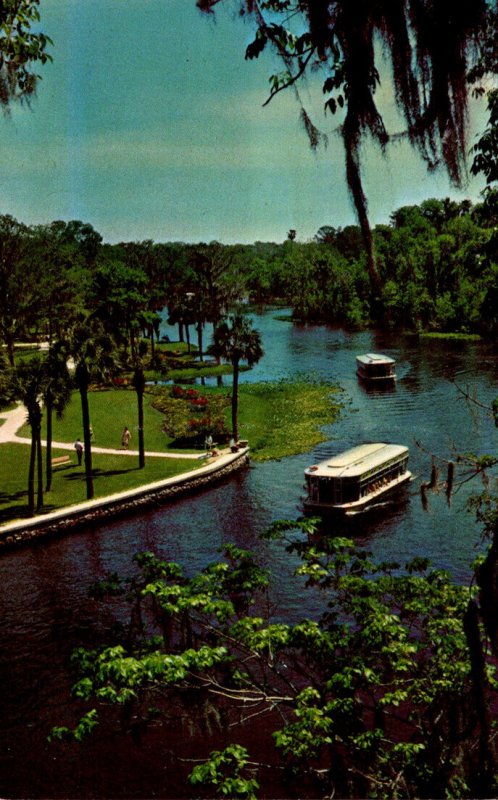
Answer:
[42,342,73,492]
[65,316,116,500]
[12,357,46,516]
[121,339,149,469]
[209,313,263,442]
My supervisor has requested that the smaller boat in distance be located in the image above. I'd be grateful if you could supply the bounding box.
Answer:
[304,442,411,516]
[356,353,396,383]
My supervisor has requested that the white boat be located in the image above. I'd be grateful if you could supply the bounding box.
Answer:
[304,442,411,516]
[356,353,396,382]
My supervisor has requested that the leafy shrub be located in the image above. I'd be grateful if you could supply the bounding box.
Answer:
[152,387,230,442]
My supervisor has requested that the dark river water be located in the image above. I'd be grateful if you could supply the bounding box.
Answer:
[1,311,498,798]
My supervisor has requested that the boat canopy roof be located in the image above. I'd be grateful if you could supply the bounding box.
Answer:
[356,353,395,365]
[307,443,408,478]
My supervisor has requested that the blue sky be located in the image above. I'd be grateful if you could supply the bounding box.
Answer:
[0,0,489,244]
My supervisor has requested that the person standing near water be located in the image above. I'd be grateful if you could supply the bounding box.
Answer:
[121,427,131,449]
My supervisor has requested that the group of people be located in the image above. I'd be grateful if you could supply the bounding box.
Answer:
[73,425,132,465]
[204,434,240,455]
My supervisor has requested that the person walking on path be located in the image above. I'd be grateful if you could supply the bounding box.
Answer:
[121,427,131,449]
[74,438,83,465]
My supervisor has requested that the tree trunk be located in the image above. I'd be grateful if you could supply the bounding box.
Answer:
[137,389,145,469]
[6,332,15,367]
[79,383,94,499]
[27,433,36,516]
[36,426,43,511]
[197,321,204,362]
[231,360,239,442]
[45,397,53,492]
[344,128,382,304]
[463,599,497,794]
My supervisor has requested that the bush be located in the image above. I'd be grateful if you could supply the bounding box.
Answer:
[152,387,230,443]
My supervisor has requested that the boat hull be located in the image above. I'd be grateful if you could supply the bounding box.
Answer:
[303,471,412,517]
[356,366,396,383]
[356,353,397,383]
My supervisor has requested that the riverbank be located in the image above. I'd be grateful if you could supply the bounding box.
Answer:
[0,446,250,550]
[0,376,342,544]
[0,402,251,548]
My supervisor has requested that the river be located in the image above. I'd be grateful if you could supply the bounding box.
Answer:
[1,311,497,798]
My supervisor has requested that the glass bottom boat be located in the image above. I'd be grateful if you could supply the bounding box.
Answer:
[304,442,411,516]
[356,353,396,383]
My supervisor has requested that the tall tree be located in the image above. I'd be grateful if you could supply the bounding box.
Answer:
[42,343,73,492]
[209,313,263,441]
[119,340,149,469]
[0,215,43,365]
[198,0,492,305]
[11,357,46,515]
[65,317,116,500]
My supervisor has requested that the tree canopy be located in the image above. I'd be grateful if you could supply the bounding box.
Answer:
[197,0,495,298]
[0,0,52,106]
[50,516,498,798]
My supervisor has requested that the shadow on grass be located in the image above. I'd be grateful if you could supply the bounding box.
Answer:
[0,495,58,523]
[63,467,141,481]
[0,489,29,522]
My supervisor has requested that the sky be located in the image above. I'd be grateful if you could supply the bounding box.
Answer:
[0,0,490,245]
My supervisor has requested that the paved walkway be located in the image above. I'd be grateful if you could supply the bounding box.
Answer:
[0,403,205,459]
[0,402,250,541]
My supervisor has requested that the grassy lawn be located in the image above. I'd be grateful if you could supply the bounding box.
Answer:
[236,379,342,461]
[18,388,193,452]
[418,332,481,341]
[0,442,200,524]
[2,378,342,523]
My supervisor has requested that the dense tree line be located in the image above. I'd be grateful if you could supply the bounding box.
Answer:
[1,195,498,353]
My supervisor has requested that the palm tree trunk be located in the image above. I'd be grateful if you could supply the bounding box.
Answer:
[27,433,36,516]
[36,426,43,511]
[6,332,15,367]
[80,386,94,499]
[197,322,204,362]
[231,360,239,442]
[45,397,53,492]
[137,389,145,469]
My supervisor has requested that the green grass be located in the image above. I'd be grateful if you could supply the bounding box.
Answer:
[18,388,194,452]
[13,345,46,363]
[0,442,199,524]
[158,364,235,382]
[2,377,342,523]
[236,379,342,461]
[156,341,198,355]
[418,332,481,341]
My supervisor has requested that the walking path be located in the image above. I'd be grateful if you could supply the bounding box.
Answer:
[0,402,250,546]
[0,403,205,459]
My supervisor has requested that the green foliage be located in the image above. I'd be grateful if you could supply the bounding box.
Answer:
[51,518,497,799]
[236,378,343,460]
[0,0,52,106]
[189,744,259,799]
[1,197,498,346]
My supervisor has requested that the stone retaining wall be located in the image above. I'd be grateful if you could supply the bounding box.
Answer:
[0,451,250,551]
